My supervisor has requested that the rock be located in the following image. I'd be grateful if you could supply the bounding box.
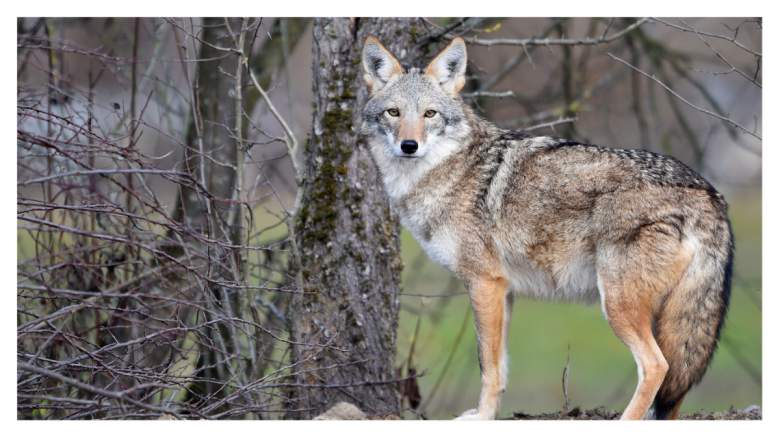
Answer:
[313,402,368,420]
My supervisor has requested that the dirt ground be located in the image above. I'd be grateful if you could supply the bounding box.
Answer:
[316,402,762,420]
[509,405,762,420]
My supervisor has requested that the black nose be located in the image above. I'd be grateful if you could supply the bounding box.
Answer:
[400,140,418,154]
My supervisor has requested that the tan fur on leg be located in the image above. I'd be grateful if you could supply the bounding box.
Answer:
[615,322,668,420]
[600,275,668,420]
[598,231,694,420]
[456,276,509,420]
[499,293,514,393]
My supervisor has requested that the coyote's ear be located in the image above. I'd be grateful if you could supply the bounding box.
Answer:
[425,37,467,95]
[362,36,403,94]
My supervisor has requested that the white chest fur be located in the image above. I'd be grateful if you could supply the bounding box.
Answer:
[374,142,463,272]
[401,216,460,272]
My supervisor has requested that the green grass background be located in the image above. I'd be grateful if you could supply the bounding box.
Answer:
[396,189,761,419]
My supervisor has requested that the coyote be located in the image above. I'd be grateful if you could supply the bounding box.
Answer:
[360,36,733,420]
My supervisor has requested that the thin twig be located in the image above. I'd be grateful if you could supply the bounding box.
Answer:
[18,363,190,419]
[524,117,578,133]
[464,18,649,47]
[608,53,761,142]
[247,67,299,178]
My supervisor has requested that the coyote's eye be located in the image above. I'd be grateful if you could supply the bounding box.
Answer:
[424,109,437,118]
[386,108,400,117]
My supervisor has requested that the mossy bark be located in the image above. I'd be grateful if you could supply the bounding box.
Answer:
[288,17,428,419]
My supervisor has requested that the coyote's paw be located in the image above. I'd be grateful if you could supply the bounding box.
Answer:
[454,408,487,420]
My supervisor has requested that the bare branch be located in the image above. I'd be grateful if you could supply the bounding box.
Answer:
[18,363,189,419]
[608,52,761,143]
[651,17,761,58]
[464,18,649,47]
[524,116,578,133]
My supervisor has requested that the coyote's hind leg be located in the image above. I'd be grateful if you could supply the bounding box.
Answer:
[600,286,668,420]
[597,225,694,420]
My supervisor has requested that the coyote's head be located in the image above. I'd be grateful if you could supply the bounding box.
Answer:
[360,37,472,163]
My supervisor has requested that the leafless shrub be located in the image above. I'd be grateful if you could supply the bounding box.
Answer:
[17,17,301,419]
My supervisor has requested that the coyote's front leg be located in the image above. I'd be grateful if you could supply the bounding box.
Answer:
[456,276,511,420]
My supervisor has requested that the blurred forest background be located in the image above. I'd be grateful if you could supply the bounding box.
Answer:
[17,17,761,419]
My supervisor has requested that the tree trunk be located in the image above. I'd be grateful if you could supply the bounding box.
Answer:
[288,17,429,419]
[171,17,246,238]
[165,18,310,417]
[162,18,250,409]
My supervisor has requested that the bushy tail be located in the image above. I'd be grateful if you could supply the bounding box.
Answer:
[652,221,734,420]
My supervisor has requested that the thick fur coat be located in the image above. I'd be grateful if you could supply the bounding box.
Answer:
[360,36,733,420]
